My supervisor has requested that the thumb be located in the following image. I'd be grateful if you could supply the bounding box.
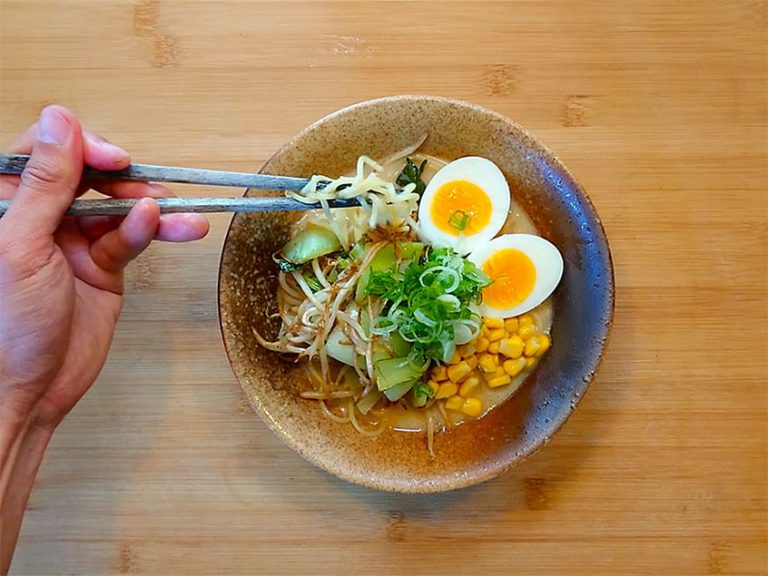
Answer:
[4,106,83,238]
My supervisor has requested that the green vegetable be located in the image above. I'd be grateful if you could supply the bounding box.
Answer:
[371,242,425,270]
[356,390,382,415]
[411,381,435,408]
[281,223,341,264]
[388,331,410,357]
[363,246,491,365]
[324,252,354,284]
[352,338,400,372]
[355,242,424,301]
[272,254,300,273]
[396,157,428,196]
[374,357,424,392]
[325,327,357,366]
[302,270,324,292]
[342,368,363,394]
[349,242,366,260]
[383,380,417,402]
[448,210,472,232]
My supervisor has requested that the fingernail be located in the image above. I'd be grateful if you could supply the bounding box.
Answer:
[146,183,170,198]
[38,106,71,144]
[99,140,130,159]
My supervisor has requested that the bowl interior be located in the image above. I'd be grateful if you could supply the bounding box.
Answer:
[218,96,613,492]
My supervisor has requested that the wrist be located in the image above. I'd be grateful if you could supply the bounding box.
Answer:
[0,402,54,576]
[0,405,54,473]
[0,386,58,466]
[0,384,44,432]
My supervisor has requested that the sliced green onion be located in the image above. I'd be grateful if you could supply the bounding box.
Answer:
[453,322,474,346]
[448,210,472,232]
[370,316,397,336]
[441,339,456,363]
[406,349,430,372]
[413,308,437,327]
[437,294,461,312]
[419,266,460,293]
[360,243,490,367]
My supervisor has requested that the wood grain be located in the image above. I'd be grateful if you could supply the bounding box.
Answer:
[1,1,766,574]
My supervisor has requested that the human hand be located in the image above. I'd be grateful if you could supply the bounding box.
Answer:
[0,106,208,573]
[0,105,208,426]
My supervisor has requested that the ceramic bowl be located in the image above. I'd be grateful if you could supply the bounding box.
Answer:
[218,96,614,493]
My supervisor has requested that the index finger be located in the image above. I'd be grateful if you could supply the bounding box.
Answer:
[2,125,133,201]
[6,124,131,171]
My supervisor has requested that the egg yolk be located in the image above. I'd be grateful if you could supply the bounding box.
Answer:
[430,180,492,236]
[481,248,536,309]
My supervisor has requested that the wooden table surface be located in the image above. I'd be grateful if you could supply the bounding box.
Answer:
[1,1,766,574]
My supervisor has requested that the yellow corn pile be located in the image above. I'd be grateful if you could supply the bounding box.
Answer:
[428,313,551,419]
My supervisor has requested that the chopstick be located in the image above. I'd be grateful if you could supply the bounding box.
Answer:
[0,153,312,190]
[0,196,361,217]
[0,153,358,216]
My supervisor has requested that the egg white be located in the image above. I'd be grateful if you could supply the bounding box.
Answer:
[468,234,564,318]
[417,156,510,254]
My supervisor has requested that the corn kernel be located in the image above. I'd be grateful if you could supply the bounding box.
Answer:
[459,343,477,358]
[428,381,440,396]
[488,328,505,342]
[466,355,479,370]
[535,334,551,357]
[524,335,542,357]
[484,317,504,329]
[518,323,537,340]
[487,374,512,388]
[504,318,519,333]
[519,314,535,327]
[526,357,537,369]
[493,366,507,379]
[447,350,462,365]
[479,353,498,373]
[503,357,527,377]
[459,376,480,397]
[444,396,463,411]
[431,365,448,381]
[488,341,500,354]
[498,335,524,358]
[461,397,483,417]
[475,337,490,353]
[447,361,472,383]
[435,381,459,399]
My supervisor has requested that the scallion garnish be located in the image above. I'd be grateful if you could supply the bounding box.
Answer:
[362,246,492,364]
[448,210,472,232]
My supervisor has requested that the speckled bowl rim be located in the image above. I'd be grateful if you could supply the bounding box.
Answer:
[218,95,615,492]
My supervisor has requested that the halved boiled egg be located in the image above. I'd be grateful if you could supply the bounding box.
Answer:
[417,156,510,254]
[468,234,563,318]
